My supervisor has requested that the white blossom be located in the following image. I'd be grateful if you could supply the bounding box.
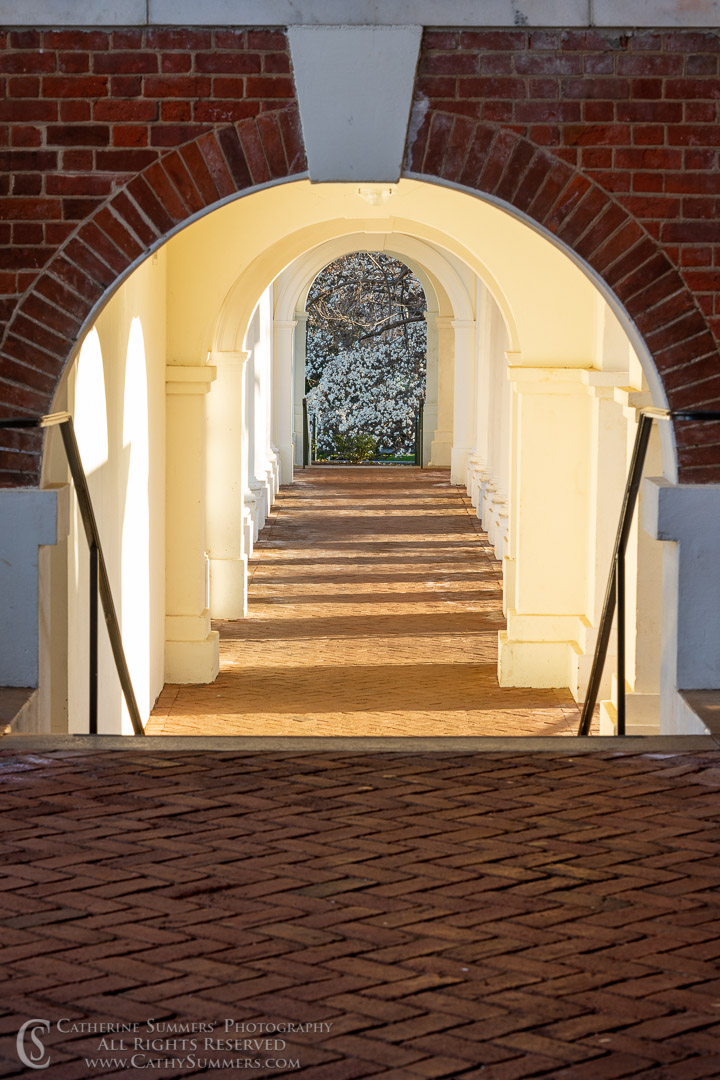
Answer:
[305,254,426,457]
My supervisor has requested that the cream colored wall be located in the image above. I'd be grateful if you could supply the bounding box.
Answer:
[62,252,166,734]
[164,181,602,397]
[30,176,672,728]
[169,178,663,709]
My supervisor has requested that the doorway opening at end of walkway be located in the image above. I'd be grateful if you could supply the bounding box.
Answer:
[303,252,428,469]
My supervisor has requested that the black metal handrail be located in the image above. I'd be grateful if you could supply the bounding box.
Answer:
[0,412,145,735]
[414,396,425,468]
[578,408,720,736]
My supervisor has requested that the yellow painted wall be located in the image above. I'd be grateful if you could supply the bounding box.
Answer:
[64,251,166,733]
[164,180,599,373]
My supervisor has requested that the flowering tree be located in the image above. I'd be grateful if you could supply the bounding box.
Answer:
[305,253,427,458]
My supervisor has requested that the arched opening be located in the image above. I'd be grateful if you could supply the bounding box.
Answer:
[302,252,428,467]
[38,177,676,736]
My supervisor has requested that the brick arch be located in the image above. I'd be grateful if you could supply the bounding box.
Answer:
[406,109,720,482]
[0,104,306,487]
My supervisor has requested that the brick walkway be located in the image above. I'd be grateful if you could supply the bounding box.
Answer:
[149,467,581,736]
[2,745,720,1077]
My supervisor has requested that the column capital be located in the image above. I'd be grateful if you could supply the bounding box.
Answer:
[613,387,653,415]
[166,364,218,394]
[508,366,630,397]
[211,350,248,371]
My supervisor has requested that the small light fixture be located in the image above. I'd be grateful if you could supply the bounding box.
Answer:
[356,186,394,206]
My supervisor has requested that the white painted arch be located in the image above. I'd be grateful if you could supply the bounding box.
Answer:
[213,222,517,358]
[267,233,460,478]
[29,169,699,740]
[277,235,446,324]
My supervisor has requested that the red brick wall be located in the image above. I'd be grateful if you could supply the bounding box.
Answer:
[1,26,720,484]
[0,28,304,484]
[409,28,720,480]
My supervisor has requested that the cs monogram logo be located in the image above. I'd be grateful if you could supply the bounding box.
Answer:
[16,1019,51,1070]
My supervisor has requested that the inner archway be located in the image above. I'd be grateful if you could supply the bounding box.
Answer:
[39,177,671,737]
[303,252,428,467]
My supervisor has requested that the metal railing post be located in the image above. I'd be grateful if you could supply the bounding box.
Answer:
[0,413,145,735]
[55,415,145,735]
[616,550,625,736]
[577,410,656,735]
[89,542,99,735]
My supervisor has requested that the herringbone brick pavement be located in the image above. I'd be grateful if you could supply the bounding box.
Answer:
[149,468,582,736]
[2,747,720,1077]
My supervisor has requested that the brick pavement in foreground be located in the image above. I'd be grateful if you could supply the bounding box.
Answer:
[149,467,582,736]
[2,747,720,1077]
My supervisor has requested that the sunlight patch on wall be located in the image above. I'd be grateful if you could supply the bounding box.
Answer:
[121,316,150,734]
[73,328,108,475]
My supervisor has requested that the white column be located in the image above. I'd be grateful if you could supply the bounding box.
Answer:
[245,342,266,538]
[643,478,720,733]
[499,367,592,690]
[206,351,248,621]
[257,287,278,508]
[293,312,308,467]
[451,318,476,484]
[430,315,453,467]
[466,283,491,504]
[165,364,219,683]
[423,308,439,467]
[273,319,296,485]
[597,390,662,734]
[627,417,662,727]
[573,383,628,702]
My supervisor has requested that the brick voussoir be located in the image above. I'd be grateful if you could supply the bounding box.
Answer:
[2,29,720,479]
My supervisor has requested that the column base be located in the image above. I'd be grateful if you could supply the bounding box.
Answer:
[451,447,470,485]
[277,442,294,486]
[249,480,267,531]
[165,633,219,684]
[498,612,591,692]
[429,429,453,468]
[165,611,219,683]
[482,484,509,559]
[467,461,488,507]
[243,493,257,553]
[209,556,248,619]
[599,692,661,736]
[293,408,304,466]
[266,449,281,500]
[498,631,571,689]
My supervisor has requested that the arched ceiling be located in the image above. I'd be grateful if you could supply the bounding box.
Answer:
[162,178,614,373]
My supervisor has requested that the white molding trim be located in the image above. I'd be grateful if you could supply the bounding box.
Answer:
[273,232,473,326]
[3,0,719,26]
[166,364,217,395]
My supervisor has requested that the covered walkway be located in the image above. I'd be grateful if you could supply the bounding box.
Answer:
[149,468,581,737]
